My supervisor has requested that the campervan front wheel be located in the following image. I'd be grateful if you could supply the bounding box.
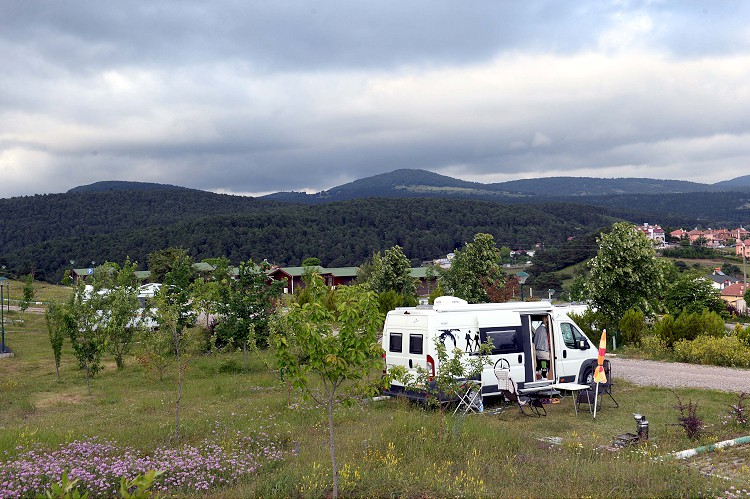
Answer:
[582,366,594,384]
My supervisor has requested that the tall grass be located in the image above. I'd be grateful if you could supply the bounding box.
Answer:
[0,307,747,496]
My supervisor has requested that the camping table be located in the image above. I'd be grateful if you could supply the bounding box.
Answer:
[551,383,590,416]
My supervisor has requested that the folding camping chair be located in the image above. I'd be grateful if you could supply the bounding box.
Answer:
[600,359,619,408]
[495,360,545,417]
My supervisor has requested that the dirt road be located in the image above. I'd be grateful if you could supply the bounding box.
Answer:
[609,356,749,393]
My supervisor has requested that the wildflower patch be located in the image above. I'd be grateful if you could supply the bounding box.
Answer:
[0,429,290,498]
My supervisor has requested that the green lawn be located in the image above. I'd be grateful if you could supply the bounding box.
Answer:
[1,306,748,497]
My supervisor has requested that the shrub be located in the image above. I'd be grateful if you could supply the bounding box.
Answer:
[673,392,706,440]
[722,392,749,428]
[654,314,678,348]
[656,310,726,348]
[636,334,670,359]
[737,323,750,347]
[673,335,750,368]
[619,309,646,347]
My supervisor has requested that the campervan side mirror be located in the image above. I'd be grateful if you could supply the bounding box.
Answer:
[578,339,589,350]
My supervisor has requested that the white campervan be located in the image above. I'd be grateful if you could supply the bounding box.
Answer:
[382,296,599,399]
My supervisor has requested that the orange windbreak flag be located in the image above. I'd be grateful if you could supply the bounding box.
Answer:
[593,329,607,384]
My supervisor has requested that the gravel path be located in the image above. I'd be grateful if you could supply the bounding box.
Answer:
[609,356,749,393]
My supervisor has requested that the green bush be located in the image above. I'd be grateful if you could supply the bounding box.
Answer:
[637,334,670,358]
[377,290,416,315]
[737,323,750,347]
[656,310,725,348]
[654,314,678,348]
[619,308,646,347]
[673,335,750,368]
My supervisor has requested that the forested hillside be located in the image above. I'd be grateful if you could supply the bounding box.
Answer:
[4,170,748,284]
[0,190,280,255]
[545,191,750,227]
[1,191,627,282]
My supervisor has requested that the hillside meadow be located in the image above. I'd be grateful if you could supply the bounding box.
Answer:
[0,285,748,497]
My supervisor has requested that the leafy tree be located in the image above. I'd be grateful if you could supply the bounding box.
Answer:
[161,250,196,332]
[67,281,106,395]
[91,259,144,370]
[148,247,193,284]
[214,259,284,363]
[567,273,589,302]
[190,257,232,337]
[745,286,750,314]
[20,273,35,312]
[270,276,385,499]
[151,284,193,439]
[368,245,416,297]
[721,263,742,277]
[440,233,510,304]
[587,222,667,329]
[664,269,725,316]
[301,257,321,267]
[45,301,72,381]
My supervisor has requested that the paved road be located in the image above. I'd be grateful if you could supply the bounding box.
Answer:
[609,356,749,393]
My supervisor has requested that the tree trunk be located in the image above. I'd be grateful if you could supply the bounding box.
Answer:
[175,346,182,439]
[85,362,91,396]
[438,402,444,441]
[328,391,338,499]
[243,342,247,370]
[55,362,60,382]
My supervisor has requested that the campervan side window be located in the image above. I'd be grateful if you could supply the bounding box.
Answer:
[479,327,522,355]
[389,333,403,352]
[560,323,588,349]
[409,334,424,355]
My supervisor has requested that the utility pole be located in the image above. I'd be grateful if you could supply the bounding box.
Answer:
[738,229,747,313]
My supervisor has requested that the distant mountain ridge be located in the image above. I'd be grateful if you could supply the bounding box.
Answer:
[67,180,191,193]
[67,170,750,200]
[263,169,750,203]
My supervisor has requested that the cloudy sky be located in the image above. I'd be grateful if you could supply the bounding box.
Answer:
[2,1,750,199]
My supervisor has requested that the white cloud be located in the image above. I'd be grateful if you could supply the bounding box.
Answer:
[2,1,750,197]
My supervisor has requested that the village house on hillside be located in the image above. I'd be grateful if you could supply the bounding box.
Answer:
[706,269,740,290]
[635,223,666,246]
[267,266,437,296]
[669,227,749,248]
[721,282,748,314]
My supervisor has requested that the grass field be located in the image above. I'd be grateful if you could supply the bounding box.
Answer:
[1,294,749,497]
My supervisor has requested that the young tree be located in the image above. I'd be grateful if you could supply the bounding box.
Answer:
[67,281,106,395]
[100,260,143,369]
[587,222,668,328]
[151,279,193,439]
[440,233,510,304]
[190,257,232,334]
[20,273,35,312]
[214,259,284,364]
[148,247,193,284]
[45,301,72,381]
[395,338,492,440]
[270,275,385,499]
